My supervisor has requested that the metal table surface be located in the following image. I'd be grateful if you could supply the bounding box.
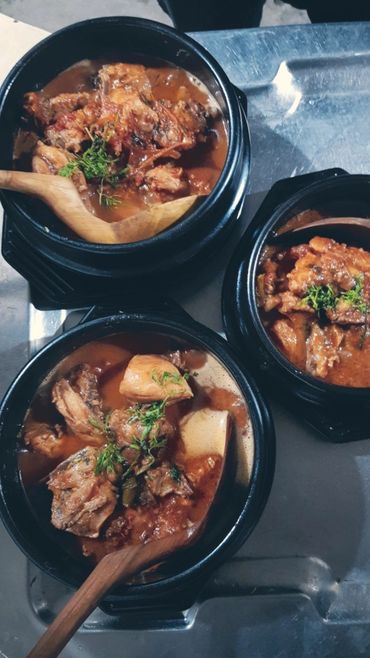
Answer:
[2,20,370,658]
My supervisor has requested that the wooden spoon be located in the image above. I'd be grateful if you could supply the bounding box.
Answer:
[271,216,370,247]
[0,170,199,244]
[27,409,231,658]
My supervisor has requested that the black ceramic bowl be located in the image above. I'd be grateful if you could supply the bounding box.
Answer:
[0,17,250,306]
[223,169,370,442]
[0,304,274,611]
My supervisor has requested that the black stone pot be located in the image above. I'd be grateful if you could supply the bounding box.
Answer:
[0,302,274,613]
[223,168,370,443]
[0,16,250,309]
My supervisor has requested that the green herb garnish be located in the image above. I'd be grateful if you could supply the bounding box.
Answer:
[128,400,166,440]
[340,275,368,312]
[170,463,181,482]
[95,441,125,475]
[151,370,188,386]
[88,412,113,440]
[58,160,80,178]
[302,284,337,312]
[58,130,129,206]
[129,434,167,457]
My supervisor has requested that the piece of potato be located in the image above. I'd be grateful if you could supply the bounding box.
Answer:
[179,408,231,458]
[119,354,193,403]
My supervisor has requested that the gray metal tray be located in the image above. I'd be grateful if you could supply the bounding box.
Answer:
[2,22,370,658]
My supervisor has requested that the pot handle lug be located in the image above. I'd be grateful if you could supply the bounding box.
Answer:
[293,398,370,443]
[77,298,196,326]
[268,168,348,204]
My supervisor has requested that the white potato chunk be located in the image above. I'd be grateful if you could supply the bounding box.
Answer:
[179,408,231,458]
[119,354,193,403]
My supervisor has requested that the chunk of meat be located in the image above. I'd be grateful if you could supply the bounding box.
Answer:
[278,290,313,315]
[145,462,193,498]
[144,164,188,194]
[23,421,64,458]
[108,406,175,460]
[49,91,92,116]
[97,63,153,100]
[48,447,118,538]
[306,323,345,378]
[152,99,209,151]
[24,90,91,127]
[270,314,309,367]
[32,141,88,193]
[52,364,105,441]
[326,298,370,325]
[119,354,193,403]
[287,237,370,296]
[24,92,53,127]
[44,99,99,153]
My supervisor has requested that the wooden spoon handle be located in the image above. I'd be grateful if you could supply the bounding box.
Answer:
[27,529,192,658]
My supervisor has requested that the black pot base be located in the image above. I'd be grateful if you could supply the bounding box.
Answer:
[2,196,242,309]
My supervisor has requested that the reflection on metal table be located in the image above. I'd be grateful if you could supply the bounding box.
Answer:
[1,17,370,658]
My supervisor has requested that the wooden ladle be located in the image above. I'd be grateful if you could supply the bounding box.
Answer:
[27,408,231,658]
[271,216,370,247]
[0,170,199,244]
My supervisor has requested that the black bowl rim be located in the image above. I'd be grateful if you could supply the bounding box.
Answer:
[0,311,275,594]
[0,16,244,252]
[227,172,370,398]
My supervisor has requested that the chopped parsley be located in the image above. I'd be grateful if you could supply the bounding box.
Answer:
[88,412,113,440]
[129,434,168,457]
[95,441,125,475]
[170,463,181,482]
[302,284,337,312]
[151,369,189,386]
[303,276,369,315]
[128,400,166,440]
[58,129,129,206]
[340,275,368,313]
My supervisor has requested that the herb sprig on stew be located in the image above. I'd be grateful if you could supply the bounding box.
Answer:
[58,129,129,207]
[303,275,369,315]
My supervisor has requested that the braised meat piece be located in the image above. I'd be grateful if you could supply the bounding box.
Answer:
[270,314,309,368]
[32,141,88,193]
[48,447,118,538]
[119,354,193,403]
[306,323,345,379]
[45,107,94,154]
[108,406,175,463]
[52,364,105,442]
[145,462,193,498]
[24,92,54,127]
[326,298,370,325]
[23,421,64,458]
[287,237,370,296]
[24,90,91,127]
[152,99,209,151]
[97,63,153,100]
[144,164,188,195]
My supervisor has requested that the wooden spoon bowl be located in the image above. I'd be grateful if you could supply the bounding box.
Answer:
[0,170,200,244]
[271,216,370,249]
